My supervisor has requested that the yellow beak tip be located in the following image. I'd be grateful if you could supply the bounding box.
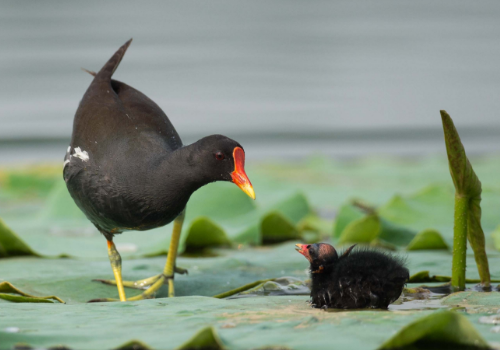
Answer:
[240,184,256,200]
[247,189,256,200]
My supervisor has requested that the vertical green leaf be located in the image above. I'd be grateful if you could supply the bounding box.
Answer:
[441,110,490,289]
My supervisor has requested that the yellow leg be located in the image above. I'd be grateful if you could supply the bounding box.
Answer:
[107,240,126,302]
[163,209,185,297]
[88,210,186,303]
[125,209,186,300]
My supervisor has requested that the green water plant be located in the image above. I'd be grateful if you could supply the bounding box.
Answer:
[0,281,64,303]
[441,110,490,290]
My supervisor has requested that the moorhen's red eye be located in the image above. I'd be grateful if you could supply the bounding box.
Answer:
[306,245,311,249]
[215,152,225,161]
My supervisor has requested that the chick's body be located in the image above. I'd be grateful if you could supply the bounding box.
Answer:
[297,244,409,309]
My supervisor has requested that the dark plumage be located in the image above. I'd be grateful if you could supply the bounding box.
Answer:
[63,39,255,301]
[64,40,254,240]
[296,243,409,309]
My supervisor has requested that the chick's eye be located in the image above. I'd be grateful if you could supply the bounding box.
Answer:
[215,152,225,161]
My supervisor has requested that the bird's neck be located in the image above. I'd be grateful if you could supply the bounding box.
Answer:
[151,144,212,205]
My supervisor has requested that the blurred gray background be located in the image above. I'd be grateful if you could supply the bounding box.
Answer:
[1,1,500,163]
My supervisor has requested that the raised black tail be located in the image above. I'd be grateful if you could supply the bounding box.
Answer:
[95,38,132,82]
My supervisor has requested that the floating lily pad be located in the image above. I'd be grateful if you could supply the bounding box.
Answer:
[337,212,415,247]
[183,217,231,250]
[177,327,225,350]
[407,229,449,251]
[0,218,39,258]
[0,242,500,349]
[333,203,365,238]
[0,282,64,304]
[114,339,153,350]
[378,311,489,349]
[261,212,300,243]
[338,214,380,244]
[3,159,500,349]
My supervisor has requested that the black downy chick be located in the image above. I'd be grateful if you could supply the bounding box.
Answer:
[296,243,409,309]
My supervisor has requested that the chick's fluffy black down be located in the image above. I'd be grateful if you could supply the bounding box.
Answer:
[311,249,409,309]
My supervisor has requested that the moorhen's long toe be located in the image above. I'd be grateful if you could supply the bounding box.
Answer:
[296,243,409,309]
[93,265,188,291]
[64,39,255,302]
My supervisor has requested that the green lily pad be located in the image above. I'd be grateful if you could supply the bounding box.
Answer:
[184,217,231,250]
[442,291,500,307]
[337,212,415,247]
[4,158,500,349]
[261,212,300,243]
[0,282,64,304]
[378,219,416,246]
[378,185,455,238]
[338,214,380,244]
[177,326,225,350]
[407,229,449,251]
[378,311,489,349]
[114,339,153,350]
[1,242,500,349]
[0,218,39,258]
[333,203,364,238]
[1,295,496,350]
[408,271,453,283]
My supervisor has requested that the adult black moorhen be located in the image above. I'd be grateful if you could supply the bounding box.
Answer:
[64,39,255,302]
[295,243,409,309]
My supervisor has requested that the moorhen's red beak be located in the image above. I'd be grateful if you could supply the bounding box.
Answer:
[295,244,311,262]
[231,147,256,200]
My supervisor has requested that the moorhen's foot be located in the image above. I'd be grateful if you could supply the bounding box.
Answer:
[88,273,176,302]
[92,266,188,290]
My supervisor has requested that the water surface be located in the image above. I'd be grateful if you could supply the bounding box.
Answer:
[1,1,500,162]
